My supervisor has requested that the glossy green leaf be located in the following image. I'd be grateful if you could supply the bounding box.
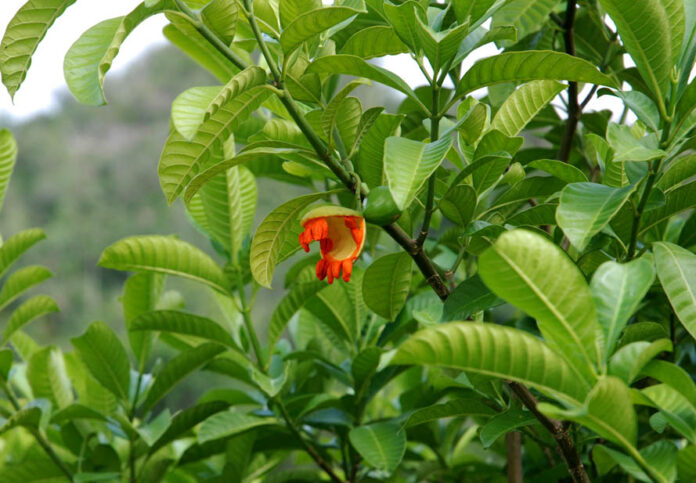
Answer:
[384,135,452,210]
[0,228,46,278]
[641,360,696,406]
[0,407,41,435]
[653,242,696,341]
[201,0,238,44]
[267,280,325,359]
[591,257,656,361]
[597,0,676,111]
[65,2,173,105]
[351,347,381,396]
[99,235,228,293]
[250,191,336,288]
[538,376,637,447]
[151,401,229,452]
[608,339,672,384]
[557,182,636,252]
[349,422,406,473]
[362,253,412,320]
[414,15,469,73]
[439,183,476,226]
[26,346,73,408]
[356,113,403,188]
[340,26,408,58]
[478,229,601,383]
[642,383,696,443]
[491,0,557,46]
[455,51,616,98]
[3,295,59,343]
[0,0,77,98]
[198,410,278,444]
[528,159,588,184]
[490,80,565,136]
[403,397,496,428]
[307,55,421,106]
[279,0,321,28]
[322,79,368,145]
[159,84,271,204]
[71,321,131,401]
[0,266,52,312]
[442,275,503,321]
[0,129,17,212]
[122,272,164,367]
[171,86,221,140]
[479,407,537,448]
[143,342,226,412]
[130,310,238,349]
[606,123,665,162]
[199,165,257,257]
[280,3,366,54]
[392,322,589,404]
[382,0,424,50]
[471,153,511,194]
[163,12,238,83]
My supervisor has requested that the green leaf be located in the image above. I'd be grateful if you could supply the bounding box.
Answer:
[198,410,278,444]
[591,257,656,361]
[538,376,637,447]
[151,400,229,452]
[280,3,366,54]
[414,15,469,73]
[0,129,17,212]
[455,51,616,98]
[392,322,589,404]
[442,275,503,321]
[479,407,537,448]
[349,422,406,473]
[356,113,403,188]
[0,228,46,278]
[71,321,131,401]
[0,407,41,435]
[0,266,52,311]
[130,310,238,349]
[123,272,164,366]
[322,79,368,145]
[27,346,73,408]
[201,0,238,44]
[362,253,412,320]
[50,403,107,424]
[478,229,601,384]
[340,26,408,59]
[199,165,257,257]
[384,135,452,210]
[0,0,77,98]
[653,242,696,341]
[608,339,672,384]
[471,153,511,194]
[279,0,321,28]
[171,86,221,140]
[250,191,336,288]
[163,12,238,83]
[641,360,696,406]
[403,397,496,428]
[159,84,271,204]
[99,235,229,293]
[3,295,59,343]
[556,182,636,252]
[349,350,379,406]
[490,80,565,136]
[491,0,557,46]
[606,123,665,162]
[528,159,588,184]
[439,183,476,226]
[597,0,676,111]
[65,2,173,106]
[642,384,696,444]
[307,55,422,107]
[267,280,325,359]
[143,342,226,412]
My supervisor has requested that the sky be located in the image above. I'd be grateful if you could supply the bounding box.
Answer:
[0,1,628,122]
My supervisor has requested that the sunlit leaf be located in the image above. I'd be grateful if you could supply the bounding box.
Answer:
[349,422,406,473]
[653,242,696,341]
[0,129,17,212]
[0,266,52,312]
[491,80,565,136]
[280,3,366,54]
[3,295,59,343]
[362,253,412,320]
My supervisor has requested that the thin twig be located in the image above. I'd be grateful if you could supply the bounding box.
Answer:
[506,432,523,483]
[557,0,579,162]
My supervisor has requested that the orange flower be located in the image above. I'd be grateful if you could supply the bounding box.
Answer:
[298,205,366,284]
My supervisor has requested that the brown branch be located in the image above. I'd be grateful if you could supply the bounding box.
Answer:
[506,431,523,483]
[557,0,580,163]
[508,382,590,483]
